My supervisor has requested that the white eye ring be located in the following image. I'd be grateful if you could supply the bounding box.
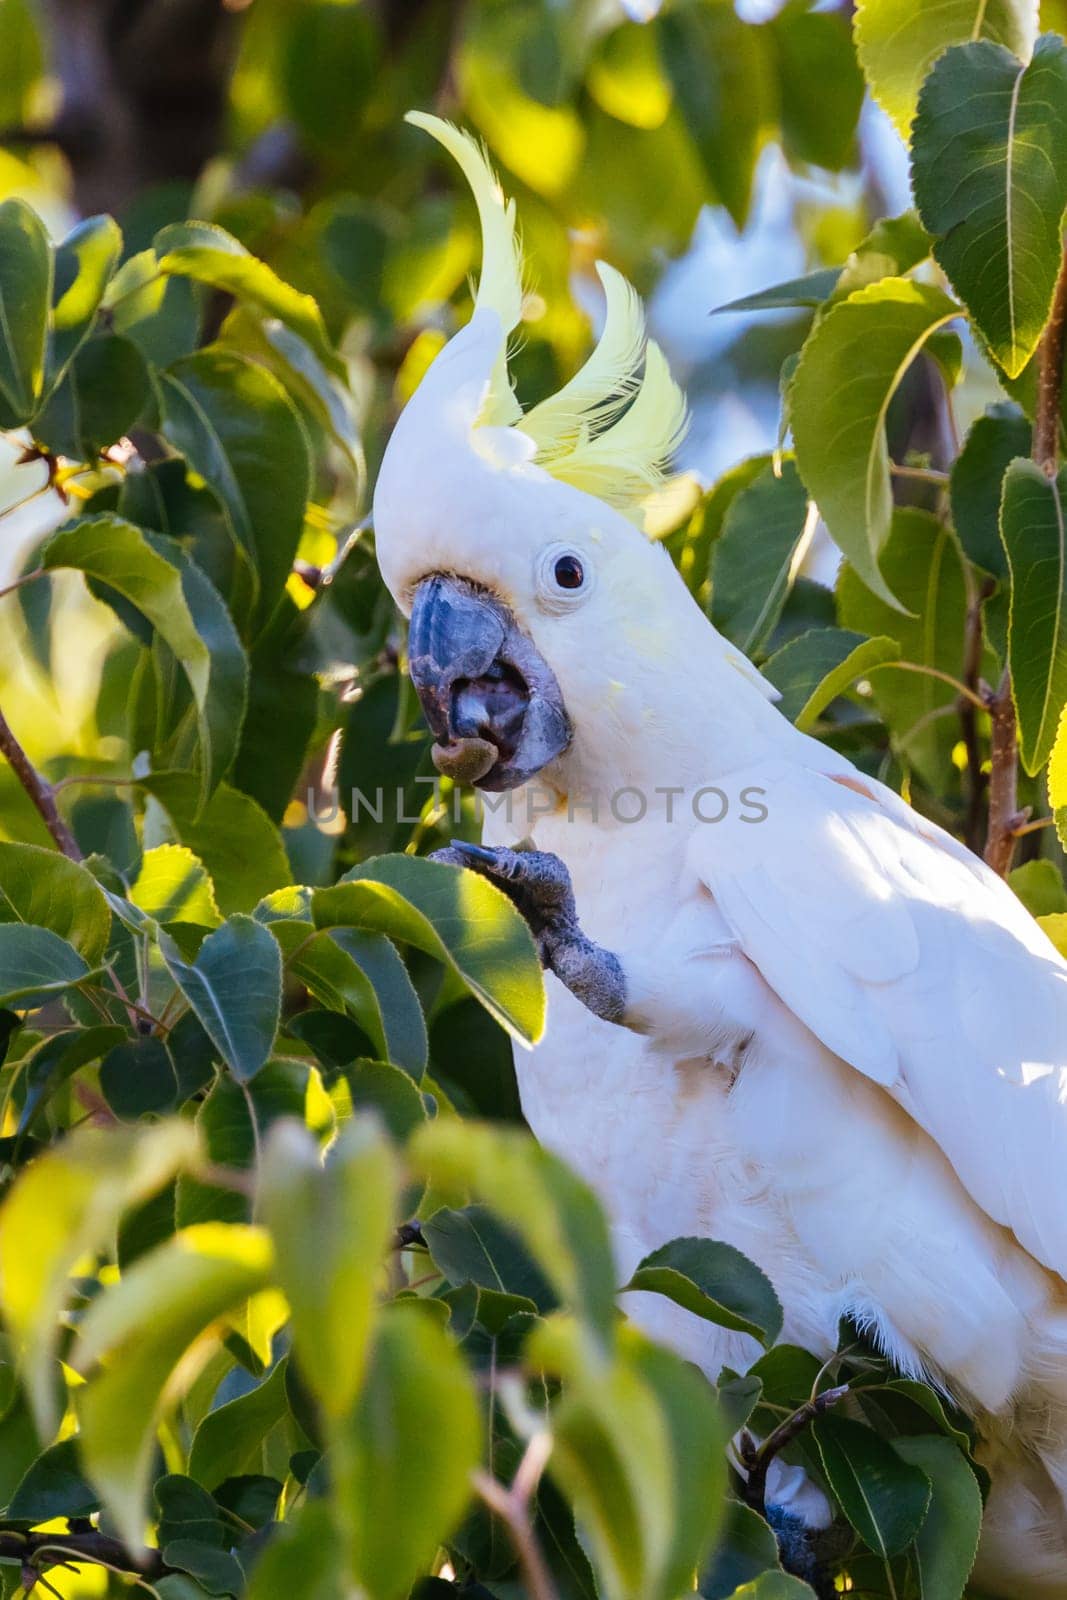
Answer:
[537,544,593,611]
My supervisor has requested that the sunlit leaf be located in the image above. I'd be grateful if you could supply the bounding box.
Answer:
[0,1121,199,1433]
[260,1117,396,1419]
[143,773,293,914]
[854,0,1038,137]
[0,196,51,427]
[791,278,960,606]
[131,844,222,929]
[313,854,544,1047]
[334,1302,481,1599]
[48,214,122,386]
[74,1221,274,1548]
[0,840,111,962]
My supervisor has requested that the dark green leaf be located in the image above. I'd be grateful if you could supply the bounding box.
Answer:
[714,271,841,315]
[710,461,810,656]
[624,1236,783,1349]
[344,1057,429,1141]
[159,348,311,634]
[100,1035,179,1120]
[893,1435,982,1599]
[160,915,281,1082]
[423,1204,556,1309]
[162,1540,243,1597]
[33,331,150,460]
[951,402,1031,576]
[8,1437,99,1521]
[912,35,1067,377]
[769,3,864,171]
[812,1412,932,1557]
[187,1357,290,1490]
[0,840,111,963]
[700,1497,781,1598]
[0,924,94,1008]
[1000,458,1067,772]
[658,5,764,227]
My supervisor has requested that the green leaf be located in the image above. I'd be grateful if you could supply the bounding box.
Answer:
[657,5,765,228]
[911,35,1067,378]
[768,3,864,171]
[791,278,960,606]
[271,918,428,1079]
[410,1120,617,1351]
[345,1057,429,1141]
[699,1497,782,1598]
[334,1302,481,1600]
[161,1542,243,1598]
[105,248,200,368]
[423,1203,557,1309]
[159,348,311,634]
[8,1437,99,1522]
[143,773,293,915]
[951,402,1031,576]
[855,0,1038,138]
[260,1117,396,1420]
[0,197,51,427]
[0,840,111,963]
[160,915,281,1082]
[42,515,248,805]
[829,211,933,304]
[246,1500,344,1600]
[1008,858,1067,916]
[100,1034,179,1120]
[74,1221,274,1549]
[812,1412,932,1557]
[187,1354,290,1489]
[314,854,544,1047]
[763,629,901,729]
[48,214,122,386]
[0,1121,199,1433]
[713,270,841,316]
[0,924,94,1007]
[33,331,150,460]
[131,844,222,929]
[727,1577,816,1600]
[623,1236,783,1349]
[157,222,345,380]
[710,461,811,656]
[177,1061,312,1228]
[892,1436,982,1599]
[1001,458,1067,771]
[838,509,977,784]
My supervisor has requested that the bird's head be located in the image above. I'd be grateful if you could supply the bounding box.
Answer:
[374,114,777,796]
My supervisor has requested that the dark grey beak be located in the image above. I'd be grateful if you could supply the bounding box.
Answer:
[408,574,571,791]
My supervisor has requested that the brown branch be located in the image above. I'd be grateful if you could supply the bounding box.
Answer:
[741,1384,849,1519]
[984,240,1067,875]
[961,575,994,854]
[472,1432,558,1600]
[0,706,83,859]
[0,1529,164,1582]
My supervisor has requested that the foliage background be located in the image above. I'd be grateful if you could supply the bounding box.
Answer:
[1,1,1067,1598]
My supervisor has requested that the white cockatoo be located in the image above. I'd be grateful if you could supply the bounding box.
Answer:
[374,114,1067,1595]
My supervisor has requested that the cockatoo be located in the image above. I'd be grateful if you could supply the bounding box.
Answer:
[374,113,1067,1595]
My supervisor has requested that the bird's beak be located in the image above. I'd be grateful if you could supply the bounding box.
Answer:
[408,574,571,791]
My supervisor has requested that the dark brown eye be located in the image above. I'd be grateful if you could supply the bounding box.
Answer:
[553,554,584,590]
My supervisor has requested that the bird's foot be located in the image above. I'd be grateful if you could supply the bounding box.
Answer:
[431,842,626,1024]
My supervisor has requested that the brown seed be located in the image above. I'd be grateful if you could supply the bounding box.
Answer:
[431,736,497,784]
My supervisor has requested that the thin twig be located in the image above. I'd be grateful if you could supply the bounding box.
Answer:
[0,705,83,858]
[1012,814,1056,839]
[961,573,995,854]
[879,660,987,711]
[472,1432,558,1600]
[888,463,949,486]
[742,1384,849,1519]
[0,568,45,603]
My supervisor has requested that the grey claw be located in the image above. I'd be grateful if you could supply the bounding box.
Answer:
[450,840,499,865]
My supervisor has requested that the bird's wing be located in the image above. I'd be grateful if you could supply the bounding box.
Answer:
[689,756,1067,1278]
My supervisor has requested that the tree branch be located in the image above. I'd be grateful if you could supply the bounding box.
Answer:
[984,240,1067,875]
[0,706,83,859]
[472,1432,558,1600]
[741,1384,849,1519]
[0,1529,164,1582]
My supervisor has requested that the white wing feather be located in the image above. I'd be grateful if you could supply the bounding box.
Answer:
[690,753,1067,1279]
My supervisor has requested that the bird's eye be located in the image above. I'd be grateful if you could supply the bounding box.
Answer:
[553,554,584,590]
[538,544,592,610]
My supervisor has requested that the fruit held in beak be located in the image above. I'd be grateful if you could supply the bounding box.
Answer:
[431,736,497,784]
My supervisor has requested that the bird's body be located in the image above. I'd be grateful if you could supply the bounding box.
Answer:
[375,112,1067,1595]
[490,753,1067,1593]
